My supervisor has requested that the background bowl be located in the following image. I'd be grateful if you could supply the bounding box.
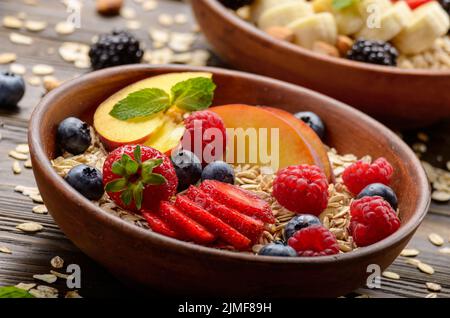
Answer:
[191,0,450,128]
[29,65,430,297]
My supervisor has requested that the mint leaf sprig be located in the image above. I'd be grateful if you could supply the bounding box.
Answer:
[109,77,216,121]
[332,0,354,10]
[0,286,34,298]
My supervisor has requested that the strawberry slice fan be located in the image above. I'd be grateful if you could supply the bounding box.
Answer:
[148,180,275,251]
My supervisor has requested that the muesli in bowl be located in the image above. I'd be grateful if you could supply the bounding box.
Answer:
[223,0,450,69]
[50,71,401,257]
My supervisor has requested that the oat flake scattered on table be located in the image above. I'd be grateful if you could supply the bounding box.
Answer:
[400,248,420,257]
[16,222,43,233]
[33,274,57,284]
[426,282,442,292]
[0,52,17,64]
[15,283,36,291]
[382,271,400,280]
[428,233,444,246]
[9,32,33,45]
[0,246,12,254]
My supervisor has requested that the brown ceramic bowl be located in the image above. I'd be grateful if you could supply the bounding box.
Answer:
[191,0,450,127]
[29,65,429,297]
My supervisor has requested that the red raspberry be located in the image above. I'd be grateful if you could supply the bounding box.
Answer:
[272,165,329,215]
[181,110,227,165]
[288,225,339,257]
[103,145,178,211]
[349,196,401,247]
[342,157,393,194]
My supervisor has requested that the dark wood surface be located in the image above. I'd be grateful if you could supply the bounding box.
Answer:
[0,0,449,298]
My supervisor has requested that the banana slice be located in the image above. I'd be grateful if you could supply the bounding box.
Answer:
[250,0,300,22]
[287,12,337,49]
[334,6,364,35]
[393,1,450,54]
[258,2,314,29]
[355,1,412,41]
[311,0,363,35]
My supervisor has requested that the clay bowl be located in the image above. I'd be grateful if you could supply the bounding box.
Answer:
[29,65,430,297]
[191,0,450,127]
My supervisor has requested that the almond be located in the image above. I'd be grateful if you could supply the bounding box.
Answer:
[264,26,294,43]
[312,41,339,58]
[336,35,353,57]
[96,0,123,16]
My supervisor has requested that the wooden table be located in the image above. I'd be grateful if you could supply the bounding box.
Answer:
[0,0,449,298]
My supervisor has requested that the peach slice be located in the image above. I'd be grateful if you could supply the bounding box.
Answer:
[144,118,186,156]
[263,107,333,182]
[211,104,322,171]
[94,72,212,150]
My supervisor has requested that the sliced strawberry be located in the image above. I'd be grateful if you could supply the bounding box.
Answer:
[158,201,216,244]
[142,210,182,239]
[175,196,252,251]
[186,186,264,242]
[199,180,275,223]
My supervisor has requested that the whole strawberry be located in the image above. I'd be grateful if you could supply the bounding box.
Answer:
[342,157,394,194]
[103,145,178,211]
[349,196,401,247]
[273,165,329,215]
[181,110,227,165]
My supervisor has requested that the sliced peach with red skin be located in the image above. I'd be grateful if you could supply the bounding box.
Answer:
[263,107,333,182]
[210,104,322,171]
[94,72,212,150]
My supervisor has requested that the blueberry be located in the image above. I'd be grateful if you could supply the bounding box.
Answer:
[57,117,92,155]
[171,150,202,192]
[0,72,25,107]
[65,164,104,200]
[201,161,235,184]
[294,111,325,140]
[357,183,398,210]
[284,214,321,241]
[258,243,297,257]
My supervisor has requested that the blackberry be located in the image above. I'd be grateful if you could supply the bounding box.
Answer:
[347,39,398,66]
[89,30,143,70]
[218,0,255,10]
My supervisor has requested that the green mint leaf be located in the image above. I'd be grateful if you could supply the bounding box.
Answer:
[121,188,133,206]
[0,286,34,298]
[132,182,144,210]
[332,0,353,10]
[111,161,126,176]
[142,173,167,185]
[134,145,142,164]
[105,178,128,193]
[109,88,171,121]
[171,77,216,111]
